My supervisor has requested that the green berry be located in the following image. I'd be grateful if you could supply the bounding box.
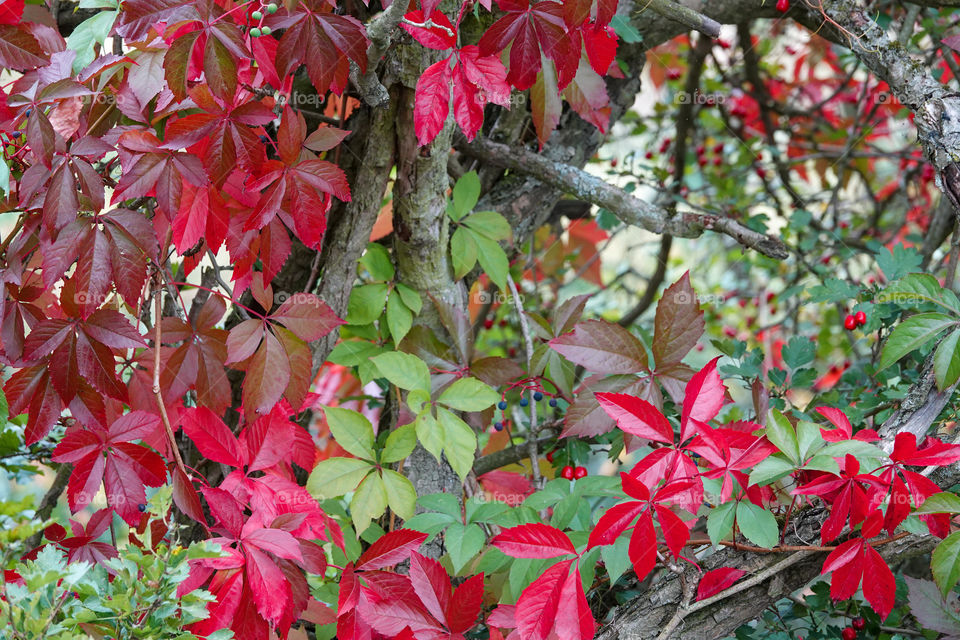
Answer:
[252,10,263,19]
[261,26,272,35]
[250,27,261,37]
[267,2,278,12]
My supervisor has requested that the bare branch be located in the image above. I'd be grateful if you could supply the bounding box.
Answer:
[458,137,789,259]
[640,0,722,38]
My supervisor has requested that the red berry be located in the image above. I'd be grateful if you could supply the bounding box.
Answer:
[546,450,555,463]
[611,157,619,167]
[724,326,736,338]
[713,143,724,154]
[738,299,747,308]
[698,157,708,167]
[666,69,682,80]
[508,347,517,357]
[561,466,575,480]
[695,344,704,351]
[717,39,731,49]
[766,292,775,303]
[844,315,858,330]
[841,627,856,640]
[839,221,849,229]
[769,306,777,314]
[499,319,508,327]
[644,151,653,159]
[573,466,588,479]
[852,617,865,631]
[756,167,766,178]
[855,311,867,326]
[696,145,705,155]
[776,0,789,11]
[713,156,722,166]
[483,318,494,329]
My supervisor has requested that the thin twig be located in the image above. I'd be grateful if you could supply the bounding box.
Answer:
[507,274,541,489]
[151,275,188,478]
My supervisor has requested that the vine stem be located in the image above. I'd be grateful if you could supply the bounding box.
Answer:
[152,274,188,479]
[683,531,909,554]
[507,274,540,489]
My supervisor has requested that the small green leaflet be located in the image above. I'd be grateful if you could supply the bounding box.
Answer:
[932,530,960,597]
[933,328,960,390]
[371,351,431,393]
[436,377,499,412]
[307,457,373,499]
[450,171,481,220]
[736,501,779,548]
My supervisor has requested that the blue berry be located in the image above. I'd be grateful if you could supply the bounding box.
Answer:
[533,391,543,401]
[494,421,504,431]
[519,397,529,407]
[137,503,146,512]
[24,108,31,117]
[549,398,558,407]
[498,400,507,410]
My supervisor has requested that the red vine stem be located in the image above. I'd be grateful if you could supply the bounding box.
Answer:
[683,531,910,554]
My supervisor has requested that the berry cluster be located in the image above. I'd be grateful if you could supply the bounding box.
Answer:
[249,2,279,37]
[844,311,867,331]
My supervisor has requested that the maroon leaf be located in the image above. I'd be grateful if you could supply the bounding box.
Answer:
[549,319,649,374]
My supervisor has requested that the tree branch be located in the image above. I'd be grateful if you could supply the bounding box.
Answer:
[640,0,722,38]
[458,137,789,259]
